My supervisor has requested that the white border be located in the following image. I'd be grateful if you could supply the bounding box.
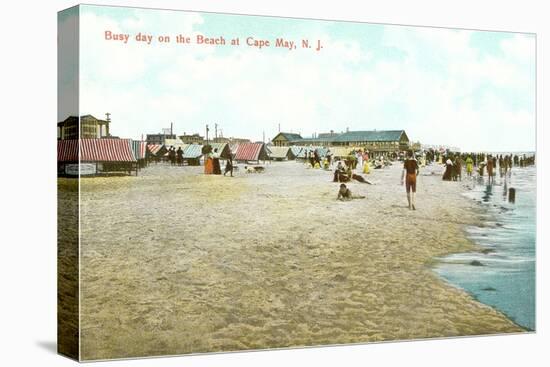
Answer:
[0,1,547,366]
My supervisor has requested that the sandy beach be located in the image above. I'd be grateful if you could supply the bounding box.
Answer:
[61,161,524,360]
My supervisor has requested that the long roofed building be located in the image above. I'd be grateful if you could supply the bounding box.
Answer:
[331,130,409,150]
[272,129,410,155]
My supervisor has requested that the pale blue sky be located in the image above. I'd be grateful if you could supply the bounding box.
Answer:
[62,4,536,151]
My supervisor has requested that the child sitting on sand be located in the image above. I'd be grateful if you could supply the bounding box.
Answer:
[337,184,365,201]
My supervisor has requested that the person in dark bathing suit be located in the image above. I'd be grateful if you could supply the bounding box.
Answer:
[224,156,234,177]
[487,155,494,184]
[168,147,176,166]
[176,147,183,166]
[402,150,420,210]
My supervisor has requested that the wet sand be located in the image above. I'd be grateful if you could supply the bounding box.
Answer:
[68,161,523,360]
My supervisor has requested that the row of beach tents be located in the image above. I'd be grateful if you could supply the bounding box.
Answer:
[151,139,361,163]
[58,138,364,166]
[57,138,147,176]
[57,137,365,176]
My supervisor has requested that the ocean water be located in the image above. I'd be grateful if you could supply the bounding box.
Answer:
[435,165,536,331]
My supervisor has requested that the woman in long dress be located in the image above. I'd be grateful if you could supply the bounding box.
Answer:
[442,158,453,181]
[356,150,363,170]
[212,148,222,174]
[204,147,214,174]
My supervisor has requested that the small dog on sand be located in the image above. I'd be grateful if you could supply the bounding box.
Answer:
[244,166,265,173]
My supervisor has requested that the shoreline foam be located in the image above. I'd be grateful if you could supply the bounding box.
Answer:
[435,167,536,331]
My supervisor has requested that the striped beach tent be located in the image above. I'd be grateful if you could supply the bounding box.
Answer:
[57,139,79,162]
[58,139,136,162]
[235,143,269,162]
[182,144,204,159]
[229,143,240,156]
[132,140,147,160]
[58,139,138,176]
[147,144,166,156]
[290,146,303,157]
[181,144,203,166]
[80,139,136,162]
[208,142,232,159]
[268,146,295,161]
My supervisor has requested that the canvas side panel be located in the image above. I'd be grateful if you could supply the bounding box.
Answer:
[57,5,80,361]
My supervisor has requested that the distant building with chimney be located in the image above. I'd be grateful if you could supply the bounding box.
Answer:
[179,133,204,144]
[147,123,177,145]
[232,137,251,144]
[146,134,176,145]
[317,130,340,139]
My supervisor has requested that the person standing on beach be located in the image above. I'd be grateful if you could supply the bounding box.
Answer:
[402,150,420,210]
[176,147,183,166]
[313,149,320,167]
[168,147,176,166]
[212,148,222,174]
[356,150,363,169]
[451,156,458,181]
[442,157,453,181]
[363,154,370,174]
[465,155,474,177]
[455,156,462,181]
[326,149,332,166]
[502,155,509,178]
[224,155,234,177]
